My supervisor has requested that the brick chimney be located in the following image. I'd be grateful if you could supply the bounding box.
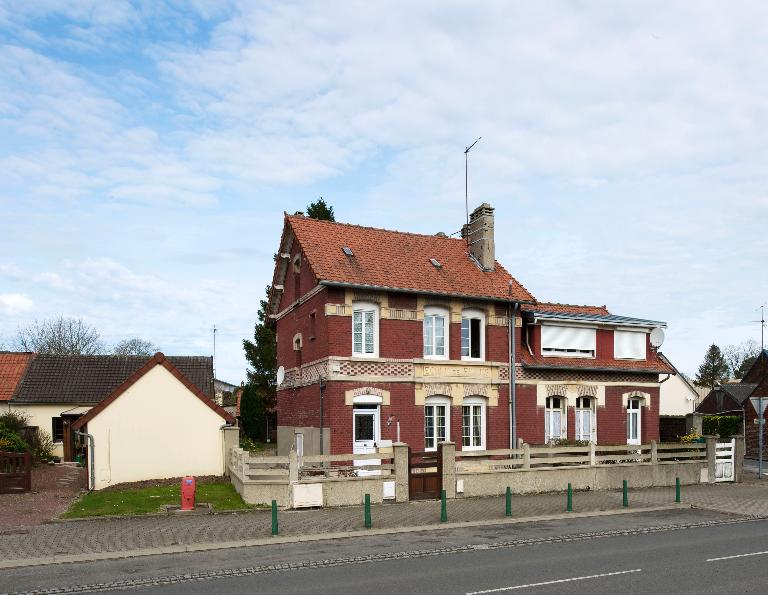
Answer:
[462,203,495,271]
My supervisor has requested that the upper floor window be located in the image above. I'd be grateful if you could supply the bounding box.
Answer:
[614,329,646,360]
[541,325,595,358]
[352,302,379,358]
[461,309,485,360]
[424,306,449,359]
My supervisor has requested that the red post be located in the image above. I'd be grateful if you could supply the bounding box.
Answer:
[181,476,196,511]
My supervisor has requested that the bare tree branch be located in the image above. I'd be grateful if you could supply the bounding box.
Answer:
[112,338,159,357]
[14,317,105,355]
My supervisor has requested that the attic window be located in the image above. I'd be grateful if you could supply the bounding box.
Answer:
[342,246,354,256]
[430,258,442,268]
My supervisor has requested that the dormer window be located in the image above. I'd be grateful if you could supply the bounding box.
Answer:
[461,309,485,360]
[541,325,595,358]
[614,329,646,360]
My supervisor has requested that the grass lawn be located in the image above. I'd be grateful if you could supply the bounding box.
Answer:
[62,482,252,518]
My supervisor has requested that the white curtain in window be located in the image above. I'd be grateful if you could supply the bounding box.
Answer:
[614,330,646,359]
[541,325,595,352]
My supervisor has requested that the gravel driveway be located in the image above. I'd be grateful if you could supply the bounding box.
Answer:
[0,463,86,529]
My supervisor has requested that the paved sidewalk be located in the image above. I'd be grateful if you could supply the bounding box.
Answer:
[1,480,767,566]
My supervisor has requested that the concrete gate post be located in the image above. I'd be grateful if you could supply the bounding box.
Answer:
[650,440,658,465]
[705,435,719,484]
[393,442,410,502]
[221,426,240,476]
[733,434,745,483]
[439,442,456,499]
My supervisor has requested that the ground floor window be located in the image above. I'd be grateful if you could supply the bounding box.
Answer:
[627,398,642,445]
[425,397,449,451]
[545,396,565,442]
[52,417,64,443]
[575,397,595,442]
[462,397,486,450]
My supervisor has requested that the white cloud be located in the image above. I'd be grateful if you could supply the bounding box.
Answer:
[0,293,34,315]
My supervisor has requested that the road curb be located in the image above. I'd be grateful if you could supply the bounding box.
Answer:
[0,504,687,569]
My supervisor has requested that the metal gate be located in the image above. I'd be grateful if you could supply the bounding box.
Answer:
[715,439,735,482]
[408,448,442,500]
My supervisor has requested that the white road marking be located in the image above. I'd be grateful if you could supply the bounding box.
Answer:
[707,550,768,562]
[465,569,642,594]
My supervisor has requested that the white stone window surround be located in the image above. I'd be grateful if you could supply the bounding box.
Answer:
[461,396,486,451]
[545,395,566,443]
[424,306,450,360]
[540,324,596,358]
[575,396,597,443]
[424,395,451,451]
[351,301,379,358]
[461,309,486,361]
[614,328,647,360]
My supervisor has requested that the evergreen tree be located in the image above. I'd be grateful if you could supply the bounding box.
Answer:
[242,286,277,439]
[306,197,335,221]
[239,383,266,440]
[695,344,730,388]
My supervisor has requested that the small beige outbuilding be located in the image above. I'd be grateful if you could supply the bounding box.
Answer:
[72,353,236,490]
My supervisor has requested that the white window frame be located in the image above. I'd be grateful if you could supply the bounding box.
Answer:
[424,396,451,451]
[423,306,449,360]
[352,301,379,358]
[540,324,596,358]
[461,309,485,361]
[627,398,642,445]
[575,397,596,443]
[545,396,566,443]
[461,396,486,451]
[614,329,647,360]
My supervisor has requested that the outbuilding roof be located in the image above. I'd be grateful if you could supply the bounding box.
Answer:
[11,353,214,405]
[0,352,35,401]
[280,215,535,304]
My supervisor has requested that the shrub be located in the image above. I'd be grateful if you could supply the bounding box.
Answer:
[702,416,741,440]
[0,428,29,453]
[0,411,30,434]
[24,427,54,462]
[679,430,702,443]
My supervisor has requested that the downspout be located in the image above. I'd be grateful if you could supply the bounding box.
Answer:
[508,285,518,449]
[319,379,326,455]
[73,429,95,491]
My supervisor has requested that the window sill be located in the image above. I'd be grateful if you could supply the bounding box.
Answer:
[461,356,485,362]
[461,445,485,452]
[351,353,379,359]
[423,355,449,361]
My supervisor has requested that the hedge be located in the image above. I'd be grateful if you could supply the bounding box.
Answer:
[702,415,741,440]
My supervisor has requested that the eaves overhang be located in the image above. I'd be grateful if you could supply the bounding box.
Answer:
[525,311,666,329]
[319,280,536,304]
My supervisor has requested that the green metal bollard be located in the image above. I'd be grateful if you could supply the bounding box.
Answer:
[271,499,278,536]
[675,477,681,503]
[364,493,372,528]
[505,486,512,517]
[566,483,573,512]
[440,489,448,522]
[623,479,629,508]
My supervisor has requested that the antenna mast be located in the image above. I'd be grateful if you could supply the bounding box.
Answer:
[464,137,482,243]
[760,305,766,351]
[212,324,217,380]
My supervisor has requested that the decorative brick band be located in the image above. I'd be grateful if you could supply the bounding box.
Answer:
[577,384,599,397]
[425,383,453,397]
[546,384,570,397]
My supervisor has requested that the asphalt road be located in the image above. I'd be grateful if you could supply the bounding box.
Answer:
[3,509,768,594]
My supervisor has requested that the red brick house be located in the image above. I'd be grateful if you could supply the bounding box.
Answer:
[270,203,673,456]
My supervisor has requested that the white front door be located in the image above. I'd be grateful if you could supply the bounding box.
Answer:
[353,406,380,475]
[627,399,641,445]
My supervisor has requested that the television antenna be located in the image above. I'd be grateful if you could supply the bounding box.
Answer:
[464,137,482,241]
[212,324,217,380]
[752,304,767,351]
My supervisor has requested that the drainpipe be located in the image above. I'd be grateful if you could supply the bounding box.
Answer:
[319,378,326,455]
[73,430,95,491]
[508,284,518,449]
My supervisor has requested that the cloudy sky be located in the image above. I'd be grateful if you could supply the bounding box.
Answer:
[1,1,767,382]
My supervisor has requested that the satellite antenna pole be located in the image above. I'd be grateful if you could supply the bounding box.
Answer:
[752,304,767,351]
[212,324,217,380]
[464,137,482,244]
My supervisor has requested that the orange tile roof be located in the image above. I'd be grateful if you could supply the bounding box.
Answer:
[520,350,674,374]
[523,302,611,316]
[0,352,34,401]
[286,215,535,302]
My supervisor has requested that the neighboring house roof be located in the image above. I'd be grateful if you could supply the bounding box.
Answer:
[721,383,759,404]
[277,215,536,306]
[214,378,238,392]
[72,353,235,430]
[743,349,768,384]
[11,353,214,405]
[0,352,35,401]
[657,353,697,392]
